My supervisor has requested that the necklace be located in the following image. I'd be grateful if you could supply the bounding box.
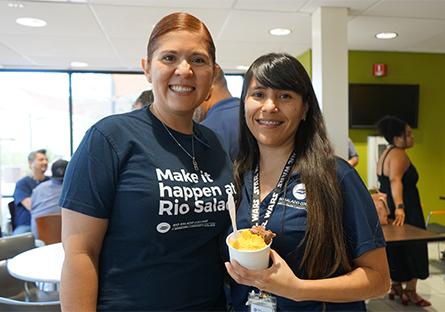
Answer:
[158,117,199,172]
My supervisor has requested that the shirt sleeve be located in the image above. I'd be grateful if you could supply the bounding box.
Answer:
[59,125,120,218]
[348,138,358,159]
[31,187,41,211]
[340,166,386,259]
[13,178,32,205]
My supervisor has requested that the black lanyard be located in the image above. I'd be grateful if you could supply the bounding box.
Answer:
[251,151,297,227]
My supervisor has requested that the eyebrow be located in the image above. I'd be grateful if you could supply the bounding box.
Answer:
[158,49,209,57]
[249,84,266,90]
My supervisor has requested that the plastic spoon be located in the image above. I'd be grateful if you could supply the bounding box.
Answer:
[227,193,239,239]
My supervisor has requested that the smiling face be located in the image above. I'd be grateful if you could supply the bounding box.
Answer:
[244,78,307,151]
[142,30,214,119]
[29,152,48,176]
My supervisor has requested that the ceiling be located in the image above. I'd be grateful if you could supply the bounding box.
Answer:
[1,0,445,72]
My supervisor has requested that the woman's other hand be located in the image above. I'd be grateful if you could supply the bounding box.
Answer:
[393,207,405,226]
[225,249,302,301]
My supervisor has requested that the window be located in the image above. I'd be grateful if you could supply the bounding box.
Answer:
[0,70,242,231]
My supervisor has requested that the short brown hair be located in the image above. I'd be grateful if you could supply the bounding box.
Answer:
[28,149,46,162]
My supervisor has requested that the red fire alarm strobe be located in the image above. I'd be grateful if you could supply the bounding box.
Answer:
[373,63,387,77]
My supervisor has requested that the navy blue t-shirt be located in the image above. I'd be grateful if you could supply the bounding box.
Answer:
[13,175,49,227]
[201,97,240,162]
[230,159,386,311]
[60,108,233,311]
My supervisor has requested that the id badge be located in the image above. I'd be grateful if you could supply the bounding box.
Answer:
[246,290,277,312]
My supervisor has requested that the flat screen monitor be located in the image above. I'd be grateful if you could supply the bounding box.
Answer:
[349,83,419,129]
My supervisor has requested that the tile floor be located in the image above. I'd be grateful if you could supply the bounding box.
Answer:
[367,242,445,311]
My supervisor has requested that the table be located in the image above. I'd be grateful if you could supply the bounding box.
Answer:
[7,242,64,283]
[382,223,445,246]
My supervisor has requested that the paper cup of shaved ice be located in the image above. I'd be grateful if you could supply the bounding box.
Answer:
[226,228,273,270]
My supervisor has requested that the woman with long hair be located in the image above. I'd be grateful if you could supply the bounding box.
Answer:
[226,53,390,311]
[376,116,430,306]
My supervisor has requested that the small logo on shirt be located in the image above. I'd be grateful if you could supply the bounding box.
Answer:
[156,222,171,233]
[292,183,306,200]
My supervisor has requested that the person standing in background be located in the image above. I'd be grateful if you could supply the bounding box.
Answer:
[60,12,233,311]
[347,138,359,167]
[376,115,430,307]
[12,149,49,235]
[132,89,154,110]
[31,159,68,239]
[195,65,240,162]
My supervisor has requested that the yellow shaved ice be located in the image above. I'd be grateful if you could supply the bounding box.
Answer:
[230,230,267,251]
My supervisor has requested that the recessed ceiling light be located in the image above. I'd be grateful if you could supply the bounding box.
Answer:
[70,61,88,67]
[8,3,24,8]
[269,28,291,36]
[236,65,249,71]
[375,32,398,40]
[16,17,47,27]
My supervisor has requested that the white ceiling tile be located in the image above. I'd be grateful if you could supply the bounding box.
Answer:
[0,1,102,37]
[234,0,307,12]
[2,35,113,58]
[0,42,34,66]
[348,16,445,51]
[299,0,380,15]
[363,0,445,19]
[92,5,231,40]
[216,40,309,69]
[87,0,236,8]
[405,31,445,53]
[218,10,311,43]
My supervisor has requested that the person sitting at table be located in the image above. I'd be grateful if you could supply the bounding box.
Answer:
[31,159,68,239]
[12,149,50,235]
[376,115,430,306]
[226,52,390,311]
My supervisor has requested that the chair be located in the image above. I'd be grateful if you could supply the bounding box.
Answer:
[425,210,445,260]
[0,233,35,261]
[0,260,60,312]
[35,215,61,245]
[8,201,16,232]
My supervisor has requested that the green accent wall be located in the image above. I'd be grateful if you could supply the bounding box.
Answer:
[297,50,312,78]
[350,51,445,222]
[298,50,445,223]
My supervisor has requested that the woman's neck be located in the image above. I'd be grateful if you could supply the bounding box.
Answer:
[258,143,294,171]
[257,143,295,201]
[150,103,193,134]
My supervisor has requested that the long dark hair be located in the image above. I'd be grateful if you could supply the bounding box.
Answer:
[234,53,351,278]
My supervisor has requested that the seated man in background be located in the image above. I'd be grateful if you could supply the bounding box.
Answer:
[31,159,68,239]
[132,89,154,110]
[195,65,240,162]
[347,137,359,167]
[12,149,49,235]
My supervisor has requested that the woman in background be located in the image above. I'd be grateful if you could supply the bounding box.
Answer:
[226,53,390,311]
[60,12,232,311]
[377,115,430,306]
